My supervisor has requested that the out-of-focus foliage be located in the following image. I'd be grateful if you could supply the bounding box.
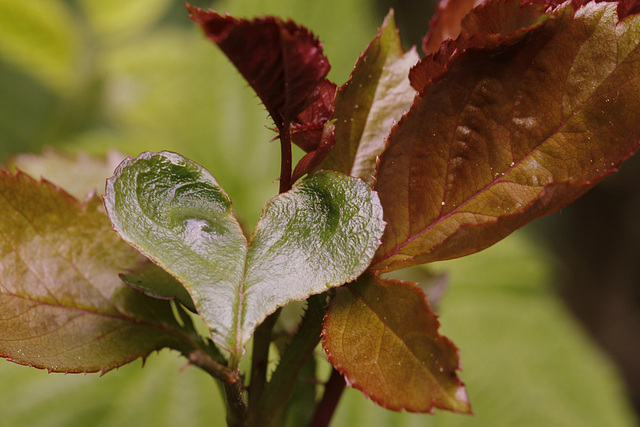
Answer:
[0,0,637,425]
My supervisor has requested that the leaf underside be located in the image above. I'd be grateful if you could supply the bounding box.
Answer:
[323,273,470,413]
[319,11,419,185]
[0,172,189,373]
[372,0,640,272]
[105,151,385,358]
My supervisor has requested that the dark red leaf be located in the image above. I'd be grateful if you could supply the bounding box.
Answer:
[187,5,331,127]
[291,122,335,183]
[291,79,337,152]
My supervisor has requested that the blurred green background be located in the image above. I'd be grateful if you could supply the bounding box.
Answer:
[0,0,638,426]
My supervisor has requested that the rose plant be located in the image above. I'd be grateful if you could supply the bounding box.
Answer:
[2,0,640,425]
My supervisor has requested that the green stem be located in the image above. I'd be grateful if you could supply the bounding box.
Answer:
[309,367,346,427]
[248,308,281,413]
[248,294,326,427]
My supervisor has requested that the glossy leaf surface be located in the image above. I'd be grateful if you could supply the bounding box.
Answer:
[105,152,385,357]
[187,5,330,126]
[323,273,470,413]
[0,172,190,373]
[319,12,419,185]
[372,0,640,271]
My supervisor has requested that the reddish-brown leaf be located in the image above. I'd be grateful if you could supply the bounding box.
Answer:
[291,79,337,153]
[0,172,192,373]
[411,0,549,92]
[291,122,336,183]
[187,5,330,127]
[422,0,486,54]
[372,1,640,272]
[322,273,470,413]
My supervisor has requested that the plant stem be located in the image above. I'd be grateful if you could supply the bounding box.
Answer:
[187,347,240,385]
[186,348,247,426]
[224,379,249,427]
[248,308,280,413]
[248,294,326,427]
[309,367,346,427]
[278,123,293,193]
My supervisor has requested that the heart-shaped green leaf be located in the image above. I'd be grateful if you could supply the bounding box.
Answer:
[105,152,385,358]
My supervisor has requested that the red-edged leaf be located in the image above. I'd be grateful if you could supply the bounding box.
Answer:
[526,0,640,18]
[322,273,470,413]
[291,79,337,152]
[372,0,640,272]
[187,5,330,127]
[422,0,486,54]
[0,172,192,373]
[411,0,550,91]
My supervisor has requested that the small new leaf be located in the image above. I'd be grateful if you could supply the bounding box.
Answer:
[323,273,470,413]
[120,261,197,313]
[105,152,385,358]
[0,172,191,373]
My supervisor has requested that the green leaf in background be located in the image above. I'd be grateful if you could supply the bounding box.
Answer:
[105,151,385,359]
[0,0,79,93]
[5,149,124,199]
[0,349,226,427]
[0,172,194,373]
[78,0,174,45]
[323,273,470,414]
[372,0,640,272]
[319,11,419,185]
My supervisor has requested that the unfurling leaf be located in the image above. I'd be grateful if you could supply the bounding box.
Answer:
[291,79,337,153]
[0,172,192,373]
[120,261,197,313]
[105,152,385,358]
[372,0,640,272]
[322,273,470,413]
[319,11,419,185]
[187,5,330,127]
